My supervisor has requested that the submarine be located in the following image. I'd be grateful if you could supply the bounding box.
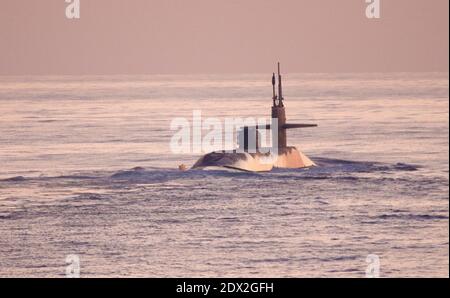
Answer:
[192,63,317,172]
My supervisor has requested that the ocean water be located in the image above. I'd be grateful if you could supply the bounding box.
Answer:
[0,73,448,277]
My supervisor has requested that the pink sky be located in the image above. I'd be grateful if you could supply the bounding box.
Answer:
[0,0,448,75]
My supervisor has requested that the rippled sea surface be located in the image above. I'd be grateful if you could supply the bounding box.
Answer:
[0,73,448,277]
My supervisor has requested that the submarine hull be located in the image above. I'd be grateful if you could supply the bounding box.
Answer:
[192,146,315,172]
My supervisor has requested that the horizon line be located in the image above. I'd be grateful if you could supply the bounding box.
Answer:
[0,70,449,78]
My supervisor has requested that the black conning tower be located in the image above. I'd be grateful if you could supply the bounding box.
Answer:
[238,63,318,153]
[271,62,318,149]
[272,62,287,148]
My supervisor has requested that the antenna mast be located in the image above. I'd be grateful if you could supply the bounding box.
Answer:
[277,62,284,107]
[272,73,277,106]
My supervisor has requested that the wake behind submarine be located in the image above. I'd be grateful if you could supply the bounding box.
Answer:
[192,63,318,172]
